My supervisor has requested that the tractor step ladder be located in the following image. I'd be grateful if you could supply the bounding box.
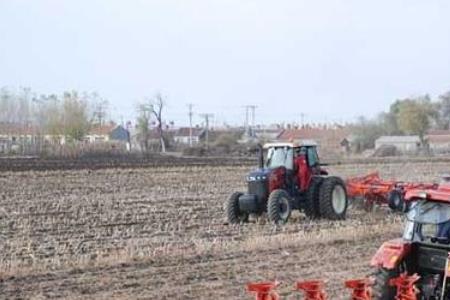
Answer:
[345,279,373,300]
[390,273,420,300]
[295,280,327,300]
[246,281,280,300]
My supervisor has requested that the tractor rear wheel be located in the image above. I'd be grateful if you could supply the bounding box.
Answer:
[318,176,348,220]
[304,177,323,219]
[267,189,292,224]
[225,192,248,224]
[372,267,399,299]
[388,190,405,212]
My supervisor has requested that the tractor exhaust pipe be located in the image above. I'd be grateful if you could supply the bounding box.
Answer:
[257,143,264,169]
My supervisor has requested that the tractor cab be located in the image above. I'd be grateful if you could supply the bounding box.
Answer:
[371,185,450,299]
[263,141,320,172]
[404,200,450,244]
[225,140,347,225]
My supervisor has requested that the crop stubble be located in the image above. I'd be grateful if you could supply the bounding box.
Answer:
[0,159,449,299]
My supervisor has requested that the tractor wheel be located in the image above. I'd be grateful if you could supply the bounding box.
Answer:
[318,176,348,220]
[225,192,248,224]
[304,177,323,219]
[388,190,404,212]
[267,189,292,224]
[372,267,400,299]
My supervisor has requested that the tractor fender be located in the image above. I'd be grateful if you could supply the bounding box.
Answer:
[370,239,411,269]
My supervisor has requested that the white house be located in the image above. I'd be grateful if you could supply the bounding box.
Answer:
[86,124,129,144]
[375,136,421,153]
[173,127,205,145]
[426,130,450,153]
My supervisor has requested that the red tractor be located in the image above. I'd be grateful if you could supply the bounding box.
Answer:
[371,181,450,299]
[225,141,348,224]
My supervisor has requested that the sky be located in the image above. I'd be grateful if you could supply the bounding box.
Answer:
[1,0,450,127]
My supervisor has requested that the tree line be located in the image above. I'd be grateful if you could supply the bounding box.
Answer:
[3,86,450,153]
[0,87,109,142]
[0,87,167,152]
[352,91,450,151]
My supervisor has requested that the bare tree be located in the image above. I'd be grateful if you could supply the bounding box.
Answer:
[150,93,166,153]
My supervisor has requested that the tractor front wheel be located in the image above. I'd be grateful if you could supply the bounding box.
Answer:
[225,192,248,224]
[267,189,292,224]
[318,176,348,220]
[267,190,292,224]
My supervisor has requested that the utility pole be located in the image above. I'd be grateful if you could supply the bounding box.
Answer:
[187,103,194,147]
[243,105,257,136]
[93,99,108,126]
[243,106,249,132]
[199,113,214,149]
[249,105,257,128]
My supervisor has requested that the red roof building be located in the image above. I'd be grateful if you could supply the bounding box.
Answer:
[276,127,350,155]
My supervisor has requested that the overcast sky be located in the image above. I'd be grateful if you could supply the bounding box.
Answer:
[1,0,450,126]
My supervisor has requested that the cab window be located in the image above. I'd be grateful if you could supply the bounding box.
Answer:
[266,147,294,170]
[307,147,319,167]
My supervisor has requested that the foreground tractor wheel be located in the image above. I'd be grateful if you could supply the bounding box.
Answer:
[304,177,323,219]
[267,189,292,224]
[388,190,405,212]
[319,176,348,220]
[225,192,248,224]
[372,267,399,300]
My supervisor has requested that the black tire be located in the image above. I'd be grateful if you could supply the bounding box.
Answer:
[304,177,323,219]
[267,189,292,224]
[388,190,404,212]
[318,176,348,220]
[372,268,399,300]
[225,192,248,224]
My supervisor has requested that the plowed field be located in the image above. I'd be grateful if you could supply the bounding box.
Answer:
[1,159,448,299]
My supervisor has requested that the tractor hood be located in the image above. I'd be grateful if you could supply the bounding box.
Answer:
[246,168,271,182]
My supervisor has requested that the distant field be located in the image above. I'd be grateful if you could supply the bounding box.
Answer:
[1,159,449,299]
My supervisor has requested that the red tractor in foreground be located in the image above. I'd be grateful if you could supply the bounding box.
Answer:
[225,141,348,224]
[371,182,450,299]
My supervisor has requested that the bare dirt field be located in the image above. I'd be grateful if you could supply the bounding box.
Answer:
[1,159,450,299]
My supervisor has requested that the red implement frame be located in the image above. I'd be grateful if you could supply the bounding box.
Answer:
[345,279,373,300]
[295,280,327,300]
[246,281,280,300]
[346,172,437,210]
[390,273,420,300]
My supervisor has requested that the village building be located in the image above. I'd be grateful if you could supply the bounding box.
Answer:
[173,127,206,145]
[426,130,450,153]
[375,136,421,153]
[275,127,350,156]
[86,124,129,143]
[240,128,284,143]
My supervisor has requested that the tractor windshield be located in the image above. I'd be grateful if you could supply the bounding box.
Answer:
[406,200,450,225]
[404,200,450,243]
[266,147,293,170]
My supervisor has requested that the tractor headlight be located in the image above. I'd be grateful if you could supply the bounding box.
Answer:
[247,175,267,181]
[247,176,256,182]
